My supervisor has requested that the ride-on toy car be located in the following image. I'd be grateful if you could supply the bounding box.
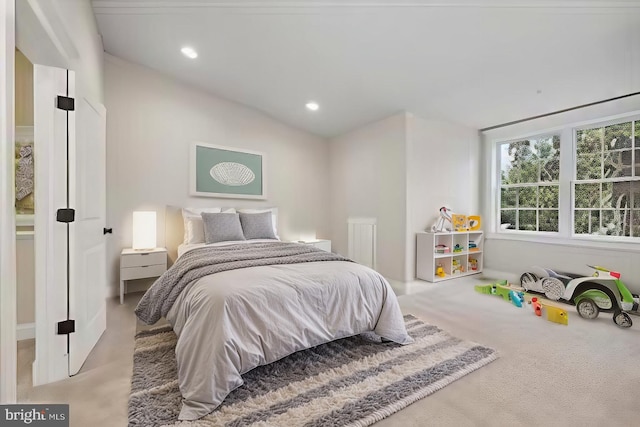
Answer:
[520,265,639,328]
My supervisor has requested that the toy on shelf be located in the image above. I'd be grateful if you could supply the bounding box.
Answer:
[452,244,464,253]
[452,259,465,275]
[436,263,446,278]
[468,215,482,231]
[431,207,453,232]
[435,244,450,254]
[520,265,639,328]
[468,241,479,252]
[469,258,478,271]
[452,214,468,232]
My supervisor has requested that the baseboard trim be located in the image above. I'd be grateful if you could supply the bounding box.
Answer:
[16,323,35,341]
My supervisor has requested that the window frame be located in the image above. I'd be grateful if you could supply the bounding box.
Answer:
[490,110,640,246]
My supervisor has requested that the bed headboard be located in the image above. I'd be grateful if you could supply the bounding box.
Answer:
[165,205,184,265]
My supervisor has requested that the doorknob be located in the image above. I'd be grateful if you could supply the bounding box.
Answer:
[103,228,113,235]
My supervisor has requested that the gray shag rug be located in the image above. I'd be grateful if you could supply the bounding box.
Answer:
[128,315,498,426]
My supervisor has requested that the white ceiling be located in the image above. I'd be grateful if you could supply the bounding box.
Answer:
[92,1,640,137]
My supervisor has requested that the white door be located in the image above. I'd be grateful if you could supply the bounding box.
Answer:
[69,97,106,375]
[33,65,106,384]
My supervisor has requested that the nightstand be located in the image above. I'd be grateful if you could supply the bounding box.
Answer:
[299,239,332,252]
[120,248,167,304]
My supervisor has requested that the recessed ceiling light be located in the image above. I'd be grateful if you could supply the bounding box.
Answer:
[305,101,319,111]
[181,46,198,59]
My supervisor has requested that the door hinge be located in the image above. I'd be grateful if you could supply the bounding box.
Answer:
[56,95,75,111]
[56,208,75,223]
[57,319,75,335]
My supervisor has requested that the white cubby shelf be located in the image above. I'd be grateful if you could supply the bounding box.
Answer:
[416,231,483,282]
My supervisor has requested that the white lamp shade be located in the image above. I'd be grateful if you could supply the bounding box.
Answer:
[132,211,156,250]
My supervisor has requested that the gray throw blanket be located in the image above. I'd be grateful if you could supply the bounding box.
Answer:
[135,242,351,324]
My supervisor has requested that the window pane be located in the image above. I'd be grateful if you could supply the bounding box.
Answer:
[501,141,538,184]
[635,149,640,177]
[599,209,630,236]
[604,122,632,150]
[632,210,640,237]
[575,183,600,209]
[541,157,559,182]
[539,210,558,232]
[577,127,602,153]
[601,182,613,208]
[611,181,630,209]
[574,210,589,234]
[516,151,538,184]
[576,154,601,180]
[632,181,640,209]
[539,186,558,208]
[501,210,516,229]
[518,187,537,207]
[518,210,536,231]
[603,150,632,178]
[501,188,517,208]
[538,136,560,182]
[601,210,616,235]
[575,210,601,234]
[500,144,514,185]
[589,209,601,233]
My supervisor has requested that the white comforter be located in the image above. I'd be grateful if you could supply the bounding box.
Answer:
[166,258,412,420]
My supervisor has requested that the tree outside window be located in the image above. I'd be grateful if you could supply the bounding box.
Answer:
[574,120,640,237]
[499,135,560,232]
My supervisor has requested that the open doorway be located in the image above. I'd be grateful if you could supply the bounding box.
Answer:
[6,0,107,399]
[14,47,36,399]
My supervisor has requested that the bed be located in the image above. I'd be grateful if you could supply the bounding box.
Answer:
[135,207,412,421]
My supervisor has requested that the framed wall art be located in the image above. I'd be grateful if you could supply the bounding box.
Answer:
[190,142,267,199]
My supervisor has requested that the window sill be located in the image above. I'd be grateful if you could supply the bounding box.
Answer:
[487,232,640,253]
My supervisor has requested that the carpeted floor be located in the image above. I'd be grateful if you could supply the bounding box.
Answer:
[17,275,640,426]
[128,315,498,426]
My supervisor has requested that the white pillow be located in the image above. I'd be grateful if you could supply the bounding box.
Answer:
[238,208,278,238]
[182,207,236,244]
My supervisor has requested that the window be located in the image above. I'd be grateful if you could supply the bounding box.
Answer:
[574,120,640,237]
[499,135,560,232]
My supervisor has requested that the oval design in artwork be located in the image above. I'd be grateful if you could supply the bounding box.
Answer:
[209,162,255,186]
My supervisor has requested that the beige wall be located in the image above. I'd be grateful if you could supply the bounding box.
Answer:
[16,236,34,324]
[105,54,331,297]
[15,49,33,127]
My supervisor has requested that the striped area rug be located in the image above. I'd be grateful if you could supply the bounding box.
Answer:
[129,315,498,426]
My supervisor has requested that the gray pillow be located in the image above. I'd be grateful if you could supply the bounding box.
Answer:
[239,211,278,240]
[201,212,246,244]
